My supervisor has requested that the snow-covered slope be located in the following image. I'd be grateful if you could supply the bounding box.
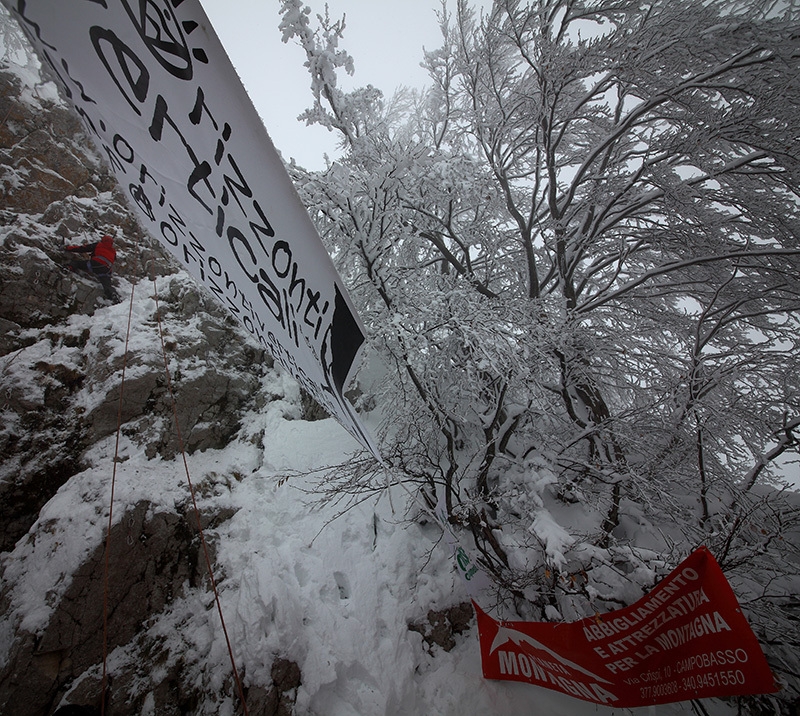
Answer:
[0,391,742,715]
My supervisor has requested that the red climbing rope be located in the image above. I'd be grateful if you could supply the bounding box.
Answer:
[101,279,136,716]
[151,276,250,716]
[100,262,248,715]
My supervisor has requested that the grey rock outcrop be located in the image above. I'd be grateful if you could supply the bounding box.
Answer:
[1,501,204,716]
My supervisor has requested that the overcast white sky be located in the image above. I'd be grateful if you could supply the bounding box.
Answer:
[199,0,457,169]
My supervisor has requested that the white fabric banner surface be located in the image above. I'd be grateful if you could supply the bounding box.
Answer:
[3,0,378,454]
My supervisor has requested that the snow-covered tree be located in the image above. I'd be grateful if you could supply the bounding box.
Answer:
[280,0,800,695]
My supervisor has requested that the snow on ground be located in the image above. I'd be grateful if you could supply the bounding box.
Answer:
[105,404,736,715]
[1,337,742,715]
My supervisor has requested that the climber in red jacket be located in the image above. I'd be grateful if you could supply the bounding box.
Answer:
[66,233,120,302]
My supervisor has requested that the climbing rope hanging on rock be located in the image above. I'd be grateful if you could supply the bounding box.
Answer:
[150,273,250,716]
[98,245,248,715]
[100,265,136,716]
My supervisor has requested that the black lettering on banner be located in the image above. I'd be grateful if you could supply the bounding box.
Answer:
[130,162,171,224]
[12,0,367,441]
[219,153,249,212]
[208,255,222,277]
[287,261,305,299]
[90,25,149,115]
[100,128,138,179]
[272,240,291,278]
[227,225,259,284]
[285,259,328,340]
[182,242,203,278]
[167,203,188,237]
[138,163,160,193]
[304,290,329,341]
[184,92,278,252]
[212,279,232,308]
[120,0,207,79]
[58,56,96,106]
[247,196,275,244]
[185,88,238,241]
[143,78,289,344]
[113,133,135,163]
[188,86,213,127]
[188,86,231,167]
[281,287,299,348]
[186,231,205,261]
[129,183,154,220]
[160,221,179,247]
[149,94,215,214]
[224,268,238,296]
[180,230,210,283]
[240,292,265,333]
[204,262,248,323]
[102,144,127,174]
[215,205,226,238]
[215,155,276,245]
[257,268,283,324]
[207,272,224,300]
[159,202,192,249]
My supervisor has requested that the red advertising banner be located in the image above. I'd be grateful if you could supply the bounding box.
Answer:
[476,547,778,707]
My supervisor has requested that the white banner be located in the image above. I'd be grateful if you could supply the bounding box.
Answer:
[3,0,378,455]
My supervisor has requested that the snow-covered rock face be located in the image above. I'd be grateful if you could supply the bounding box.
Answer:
[0,63,294,714]
[0,61,282,535]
